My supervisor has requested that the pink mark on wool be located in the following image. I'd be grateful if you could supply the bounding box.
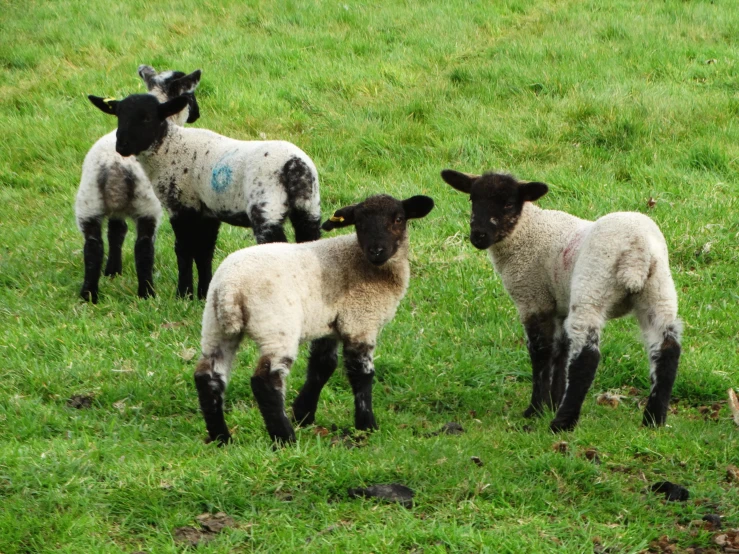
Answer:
[561,232,584,272]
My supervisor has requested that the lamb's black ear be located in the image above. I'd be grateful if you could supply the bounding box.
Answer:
[402,195,435,219]
[321,205,356,231]
[177,69,202,92]
[88,95,119,115]
[138,65,157,88]
[158,95,190,120]
[521,181,549,202]
[440,169,479,194]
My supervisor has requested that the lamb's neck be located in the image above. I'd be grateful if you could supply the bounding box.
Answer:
[488,202,544,269]
[135,123,182,176]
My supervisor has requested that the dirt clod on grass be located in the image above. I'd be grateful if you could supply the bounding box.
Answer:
[67,395,93,409]
[584,447,602,464]
[425,422,464,437]
[651,481,690,502]
[552,441,569,454]
[471,456,484,467]
[173,512,236,546]
[348,484,414,508]
[702,514,723,530]
[727,465,739,483]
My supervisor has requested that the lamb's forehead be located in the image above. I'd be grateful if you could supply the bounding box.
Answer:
[356,194,402,215]
[118,93,161,115]
[472,173,520,197]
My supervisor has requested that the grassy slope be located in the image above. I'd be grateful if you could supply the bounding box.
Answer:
[1,0,738,552]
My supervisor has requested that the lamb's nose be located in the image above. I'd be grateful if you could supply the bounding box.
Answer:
[470,231,490,249]
[369,246,385,257]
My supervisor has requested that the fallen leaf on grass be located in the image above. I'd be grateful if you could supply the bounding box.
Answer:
[714,529,739,550]
[174,512,239,546]
[728,389,739,427]
[179,347,197,361]
[647,197,657,209]
[698,403,722,421]
[651,481,690,502]
[173,526,208,547]
[348,484,414,508]
[67,395,93,409]
[647,535,677,553]
[727,465,739,483]
[552,441,569,454]
[583,447,602,464]
[161,321,185,329]
[196,512,235,533]
[596,392,626,408]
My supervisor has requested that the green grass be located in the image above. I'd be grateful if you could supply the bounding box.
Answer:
[2,0,739,552]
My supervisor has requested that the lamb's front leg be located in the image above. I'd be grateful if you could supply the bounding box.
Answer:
[193,216,220,300]
[343,341,378,431]
[80,218,104,303]
[522,314,556,418]
[292,338,339,426]
[169,209,197,298]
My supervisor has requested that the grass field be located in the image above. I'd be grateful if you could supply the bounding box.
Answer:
[1,0,739,552]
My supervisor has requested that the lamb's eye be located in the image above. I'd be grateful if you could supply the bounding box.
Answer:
[395,216,403,224]
[504,202,514,210]
[142,115,152,123]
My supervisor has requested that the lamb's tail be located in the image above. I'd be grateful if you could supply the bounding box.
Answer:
[212,286,248,337]
[616,235,652,294]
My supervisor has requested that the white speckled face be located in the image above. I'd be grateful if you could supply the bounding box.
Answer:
[137,66,202,125]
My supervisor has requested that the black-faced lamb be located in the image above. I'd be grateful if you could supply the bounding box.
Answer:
[87,92,322,300]
[192,193,435,445]
[441,169,681,432]
[76,65,202,303]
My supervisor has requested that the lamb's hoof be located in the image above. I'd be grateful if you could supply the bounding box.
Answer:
[177,285,194,299]
[642,412,666,427]
[291,408,315,428]
[80,289,98,304]
[104,266,122,277]
[271,433,297,449]
[355,414,378,432]
[205,434,232,447]
[523,405,544,419]
[138,286,156,299]
[549,418,576,433]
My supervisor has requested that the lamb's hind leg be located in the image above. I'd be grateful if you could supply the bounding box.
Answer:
[170,209,197,298]
[134,216,157,298]
[639,317,681,427]
[104,218,127,276]
[292,338,338,426]
[523,313,556,418]
[194,337,240,445]
[249,204,287,244]
[550,318,569,409]
[251,355,296,444]
[550,309,604,432]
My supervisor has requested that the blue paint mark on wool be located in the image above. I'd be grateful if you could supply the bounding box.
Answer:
[211,163,233,193]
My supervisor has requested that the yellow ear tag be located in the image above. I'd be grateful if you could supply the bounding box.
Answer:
[329,215,345,222]
[103,97,117,105]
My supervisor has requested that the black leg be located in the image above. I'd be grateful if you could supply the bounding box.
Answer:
[344,342,377,431]
[194,357,231,445]
[104,218,127,276]
[80,218,104,303]
[169,209,198,298]
[550,331,569,409]
[250,357,296,444]
[643,327,681,426]
[193,216,221,300]
[522,314,555,418]
[289,210,321,243]
[134,216,157,299]
[292,338,339,426]
[550,329,600,432]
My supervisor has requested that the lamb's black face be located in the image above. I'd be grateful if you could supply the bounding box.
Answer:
[87,93,190,157]
[321,194,435,266]
[441,169,549,250]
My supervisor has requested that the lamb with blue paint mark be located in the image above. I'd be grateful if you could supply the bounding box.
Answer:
[442,169,681,432]
[87,92,322,300]
[191,193,434,445]
[76,65,202,303]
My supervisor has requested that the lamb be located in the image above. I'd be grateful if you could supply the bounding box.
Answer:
[441,169,681,432]
[87,92,322,300]
[191,193,435,445]
[76,65,202,303]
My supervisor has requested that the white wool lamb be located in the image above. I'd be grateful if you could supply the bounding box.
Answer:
[87,92,322,300]
[192,194,434,445]
[76,65,201,303]
[442,170,681,432]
